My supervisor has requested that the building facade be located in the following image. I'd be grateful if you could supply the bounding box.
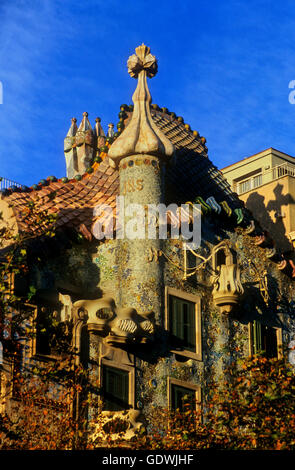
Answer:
[1,45,295,444]
[222,147,295,255]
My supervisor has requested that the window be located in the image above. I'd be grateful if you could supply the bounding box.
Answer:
[171,384,196,411]
[239,178,251,194]
[102,366,129,411]
[237,172,263,194]
[169,295,196,352]
[165,287,201,360]
[101,362,134,411]
[35,306,52,356]
[168,378,201,412]
[249,320,282,359]
[253,173,262,188]
[31,304,71,359]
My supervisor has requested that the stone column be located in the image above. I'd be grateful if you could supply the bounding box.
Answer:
[117,155,163,321]
[108,44,175,324]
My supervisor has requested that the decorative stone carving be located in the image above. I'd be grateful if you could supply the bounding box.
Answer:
[220,200,232,217]
[138,311,155,343]
[58,293,72,323]
[254,231,274,249]
[212,242,244,314]
[90,409,145,442]
[95,117,106,149]
[234,207,244,225]
[106,307,138,345]
[73,297,115,334]
[108,44,175,167]
[64,118,78,179]
[206,196,221,214]
[107,123,115,138]
[244,219,256,234]
[75,112,95,174]
[127,45,158,78]
[73,296,155,345]
[212,264,244,314]
[64,112,96,177]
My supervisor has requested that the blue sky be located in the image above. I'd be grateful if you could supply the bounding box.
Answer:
[0,0,295,186]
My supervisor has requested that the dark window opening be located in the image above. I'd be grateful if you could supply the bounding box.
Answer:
[35,306,65,356]
[102,366,129,411]
[169,295,196,352]
[171,384,196,411]
[36,307,51,355]
[252,320,278,358]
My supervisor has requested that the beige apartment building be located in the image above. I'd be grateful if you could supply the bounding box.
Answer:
[221,148,295,254]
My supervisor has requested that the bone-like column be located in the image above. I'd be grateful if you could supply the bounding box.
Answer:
[109,44,175,324]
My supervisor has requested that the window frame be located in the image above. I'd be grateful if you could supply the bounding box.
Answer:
[167,377,201,412]
[237,172,263,195]
[99,359,135,412]
[29,304,62,361]
[165,287,202,361]
[248,320,283,359]
[27,301,72,362]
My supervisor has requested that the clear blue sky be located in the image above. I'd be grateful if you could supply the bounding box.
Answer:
[0,0,295,186]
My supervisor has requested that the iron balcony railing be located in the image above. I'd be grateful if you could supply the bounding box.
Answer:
[0,176,22,191]
[236,162,295,195]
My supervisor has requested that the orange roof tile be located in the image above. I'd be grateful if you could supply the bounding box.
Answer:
[1,157,119,238]
[0,106,235,240]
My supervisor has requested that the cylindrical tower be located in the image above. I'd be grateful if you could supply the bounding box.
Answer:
[108,44,175,324]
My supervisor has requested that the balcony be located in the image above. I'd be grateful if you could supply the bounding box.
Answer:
[0,177,22,192]
[235,162,295,195]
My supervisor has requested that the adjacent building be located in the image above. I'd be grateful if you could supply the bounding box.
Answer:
[221,148,295,254]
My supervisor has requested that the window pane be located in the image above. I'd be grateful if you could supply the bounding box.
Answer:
[252,321,278,358]
[239,179,251,194]
[171,384,195,411]
[253,174,262,188]
[36,308,51,355]
[169,296,196,352]
[253,320,262,355]
[262,325,278,358]
[102,366,129,411]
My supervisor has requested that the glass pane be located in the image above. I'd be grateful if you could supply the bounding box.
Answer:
[169,296,196,352]
[239,179,251,194]
[171,384,195,411]
[253,320,262,355]
[261,325,278,358]
[253,174,262,188]
[252,321,278,358]
[103,366,129,411]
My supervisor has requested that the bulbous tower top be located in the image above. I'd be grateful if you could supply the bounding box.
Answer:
[108,44,175,168]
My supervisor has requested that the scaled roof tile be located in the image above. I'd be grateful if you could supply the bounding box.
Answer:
[1,108,242,239]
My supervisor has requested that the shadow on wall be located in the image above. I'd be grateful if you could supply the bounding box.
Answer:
[245,183,294,254]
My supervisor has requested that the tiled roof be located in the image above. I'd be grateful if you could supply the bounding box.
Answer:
[1,159,119,239]
[2,103,294,276]
[0,104,256,239]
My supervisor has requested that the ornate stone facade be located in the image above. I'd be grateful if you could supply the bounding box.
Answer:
[1,45,295,443]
